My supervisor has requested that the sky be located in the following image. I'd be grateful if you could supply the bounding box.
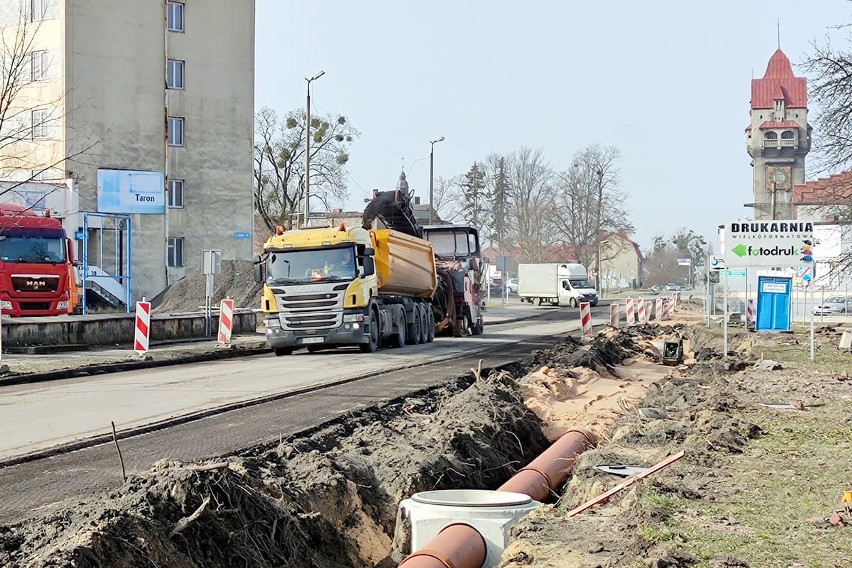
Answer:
[254,0,852,252]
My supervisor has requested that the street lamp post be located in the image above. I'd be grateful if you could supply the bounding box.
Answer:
[304,70,325,227]
[429,136,444,224]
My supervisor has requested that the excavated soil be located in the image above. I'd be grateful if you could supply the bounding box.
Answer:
[151,260,262,313]
[0,302,847,566]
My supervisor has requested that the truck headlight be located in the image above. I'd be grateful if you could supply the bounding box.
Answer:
[0,300,12,310]
[58,300,69,310]
[343,313,365,323]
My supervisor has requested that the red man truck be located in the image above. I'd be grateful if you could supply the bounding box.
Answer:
[0,202,79,316]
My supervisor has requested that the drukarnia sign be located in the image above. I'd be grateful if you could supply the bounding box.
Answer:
[723,220,814,268]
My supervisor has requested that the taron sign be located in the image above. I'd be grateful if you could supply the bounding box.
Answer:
[723,220,814,267]
[97,169,165,214]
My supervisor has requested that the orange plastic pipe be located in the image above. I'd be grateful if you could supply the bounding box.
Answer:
[398,523,487,568]
[497,428,597,501]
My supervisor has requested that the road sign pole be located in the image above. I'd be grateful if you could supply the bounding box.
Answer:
[723,268,728,362]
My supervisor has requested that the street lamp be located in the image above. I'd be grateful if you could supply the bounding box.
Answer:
[429,136,444,224]
[304,70,325,227]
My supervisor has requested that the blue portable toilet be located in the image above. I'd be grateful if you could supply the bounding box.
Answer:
[755,276,791,332]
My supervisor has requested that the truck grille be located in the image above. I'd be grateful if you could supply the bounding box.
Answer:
[274,283,347,331]
[12,274,60,293]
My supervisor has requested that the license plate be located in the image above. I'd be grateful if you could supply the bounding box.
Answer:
[300,337,324,344]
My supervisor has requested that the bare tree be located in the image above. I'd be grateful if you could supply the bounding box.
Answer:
[253,106,358,231]
[551,145,632,268]
[0,0,100,206]
[800,36,852,276]
[504,147,555,262]
[432,175,463,222]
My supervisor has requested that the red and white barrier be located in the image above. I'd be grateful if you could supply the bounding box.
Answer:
[625,297,635,325]
[655,298,663,321]
[746,299,755,327]
[218,298,235,345]
[580,302,593,336]
[609,303,620,328]
[671,292,680,308]
[134,300,151,355]
[636,298,646,324]
[662,299,672,320]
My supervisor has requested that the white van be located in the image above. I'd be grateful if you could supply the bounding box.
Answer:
[518,263,598,307]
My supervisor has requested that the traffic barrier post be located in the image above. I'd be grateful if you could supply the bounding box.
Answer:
[625,297,635,325]
[134,300,151,355]
[217,298,235,345]
[580,302,593,336]
[747,298,755,327]
[655,298,663,321]
[637,298,646,324]
[609,303,619,328]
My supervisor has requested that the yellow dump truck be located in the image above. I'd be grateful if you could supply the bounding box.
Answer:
[253,224,441,355]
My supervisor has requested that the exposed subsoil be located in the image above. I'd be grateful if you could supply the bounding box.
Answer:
[151,260,262,313]
[0,302,844,566]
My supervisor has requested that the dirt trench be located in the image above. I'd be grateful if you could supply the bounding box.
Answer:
[0,318,677,567]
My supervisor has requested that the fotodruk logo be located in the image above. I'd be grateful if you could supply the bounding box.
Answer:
[731,244,796,257]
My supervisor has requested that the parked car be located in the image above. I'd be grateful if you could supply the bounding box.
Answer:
[507,278,518,294]
[812,296,852,316]
[650,284,664,293]
[665,283,680,291]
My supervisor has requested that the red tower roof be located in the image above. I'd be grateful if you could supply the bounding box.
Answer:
[750,49,807,110]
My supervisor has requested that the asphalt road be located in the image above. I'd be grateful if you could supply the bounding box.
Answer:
[0,302,618,525]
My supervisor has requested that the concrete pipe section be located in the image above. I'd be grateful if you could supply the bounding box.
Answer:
[397,428,597,567]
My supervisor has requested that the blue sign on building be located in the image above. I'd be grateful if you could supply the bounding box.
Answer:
[233,231,251,240]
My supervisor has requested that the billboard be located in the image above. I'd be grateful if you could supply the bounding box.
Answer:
[97,169,165,214]
[722,220,814,267]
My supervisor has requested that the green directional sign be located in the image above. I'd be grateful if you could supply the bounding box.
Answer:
[727,269,746,277]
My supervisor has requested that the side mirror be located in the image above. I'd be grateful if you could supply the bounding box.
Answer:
[252,254,265,283]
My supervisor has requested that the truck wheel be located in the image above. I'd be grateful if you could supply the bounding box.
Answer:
[409,306,423,345]
[359,309,379,353]
[273,347,293,356]
[391,324,406,348]
[426,310,436,342]
[416,304,429,344]
[537,298,543,306]
[471,316,484,336]
[568,298,578,308]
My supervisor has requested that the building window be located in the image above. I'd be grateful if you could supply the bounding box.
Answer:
[31,50,49,81]
[169,179,184,207]
[31,109,48,139]
[168,237,184,267]
[167,59,184,89]
[168,116,184,146]
[167,2,184,32]
[30,0,49,21]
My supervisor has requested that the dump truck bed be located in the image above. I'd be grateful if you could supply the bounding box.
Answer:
[371,229,437,298]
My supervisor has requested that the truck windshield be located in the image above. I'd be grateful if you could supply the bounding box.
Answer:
[266,247,357,284]
[425,230,477,258]
[570,278,594,289]
[0,230,67,263]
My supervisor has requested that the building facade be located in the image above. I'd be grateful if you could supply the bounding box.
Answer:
[0,0,255,303]
[746,49,811,221]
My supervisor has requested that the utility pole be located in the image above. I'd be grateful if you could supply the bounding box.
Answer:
[595,167,604,293]
[429,136,444,224]
[304,70,325,227]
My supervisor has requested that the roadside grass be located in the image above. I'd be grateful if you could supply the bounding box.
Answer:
[640,326,850,567]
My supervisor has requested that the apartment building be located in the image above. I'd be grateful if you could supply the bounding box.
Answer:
[0,0,255,303]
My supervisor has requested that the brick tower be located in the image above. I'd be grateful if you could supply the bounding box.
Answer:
[746,49,811,220]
